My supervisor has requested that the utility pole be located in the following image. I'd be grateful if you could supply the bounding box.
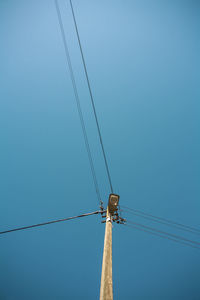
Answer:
[100,194,125,300]
[100,207,113,300]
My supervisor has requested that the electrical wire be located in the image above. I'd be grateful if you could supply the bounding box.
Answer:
[122,208,200,236]
[121,205,200,235]
[69,0,114,194]
[125,219,200,248]
[123,224,200,250]
[54,0,101,206]
[0,210,103,235]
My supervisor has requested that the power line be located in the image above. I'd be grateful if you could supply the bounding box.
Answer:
[69,0,114,194]
[0,210,103,235]
[122,208,200,236]
[124,224,200,250]
[121,205,200,235]
[125,219,200,248]
[54,0,101,206]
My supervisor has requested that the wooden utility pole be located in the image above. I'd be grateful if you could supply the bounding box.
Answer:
[100,194,121,300]
[100,207,113,300]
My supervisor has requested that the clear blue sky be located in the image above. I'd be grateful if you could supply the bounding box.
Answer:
[0,0,200,299]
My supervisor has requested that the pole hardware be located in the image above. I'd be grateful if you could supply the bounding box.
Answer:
[100,194,126,224]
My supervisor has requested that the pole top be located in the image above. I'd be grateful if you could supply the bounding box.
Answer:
[100,194,126,224]
[108,194,119,215]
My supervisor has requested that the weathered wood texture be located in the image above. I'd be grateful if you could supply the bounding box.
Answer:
[100,209,113,300]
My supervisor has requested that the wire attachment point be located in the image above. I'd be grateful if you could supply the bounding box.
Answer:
[100,194,126,224]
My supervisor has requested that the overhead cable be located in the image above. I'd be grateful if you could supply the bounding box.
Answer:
[125,220,200,248]
[0,210,103,235]
[69,0,114,194]
[121,205,200,235]
[54,0,101,205]
[123,223,200,250]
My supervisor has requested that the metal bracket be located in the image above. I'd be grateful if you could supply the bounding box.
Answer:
[100,194,126,225]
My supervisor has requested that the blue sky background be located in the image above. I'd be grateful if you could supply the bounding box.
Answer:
[0,0,200,299]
